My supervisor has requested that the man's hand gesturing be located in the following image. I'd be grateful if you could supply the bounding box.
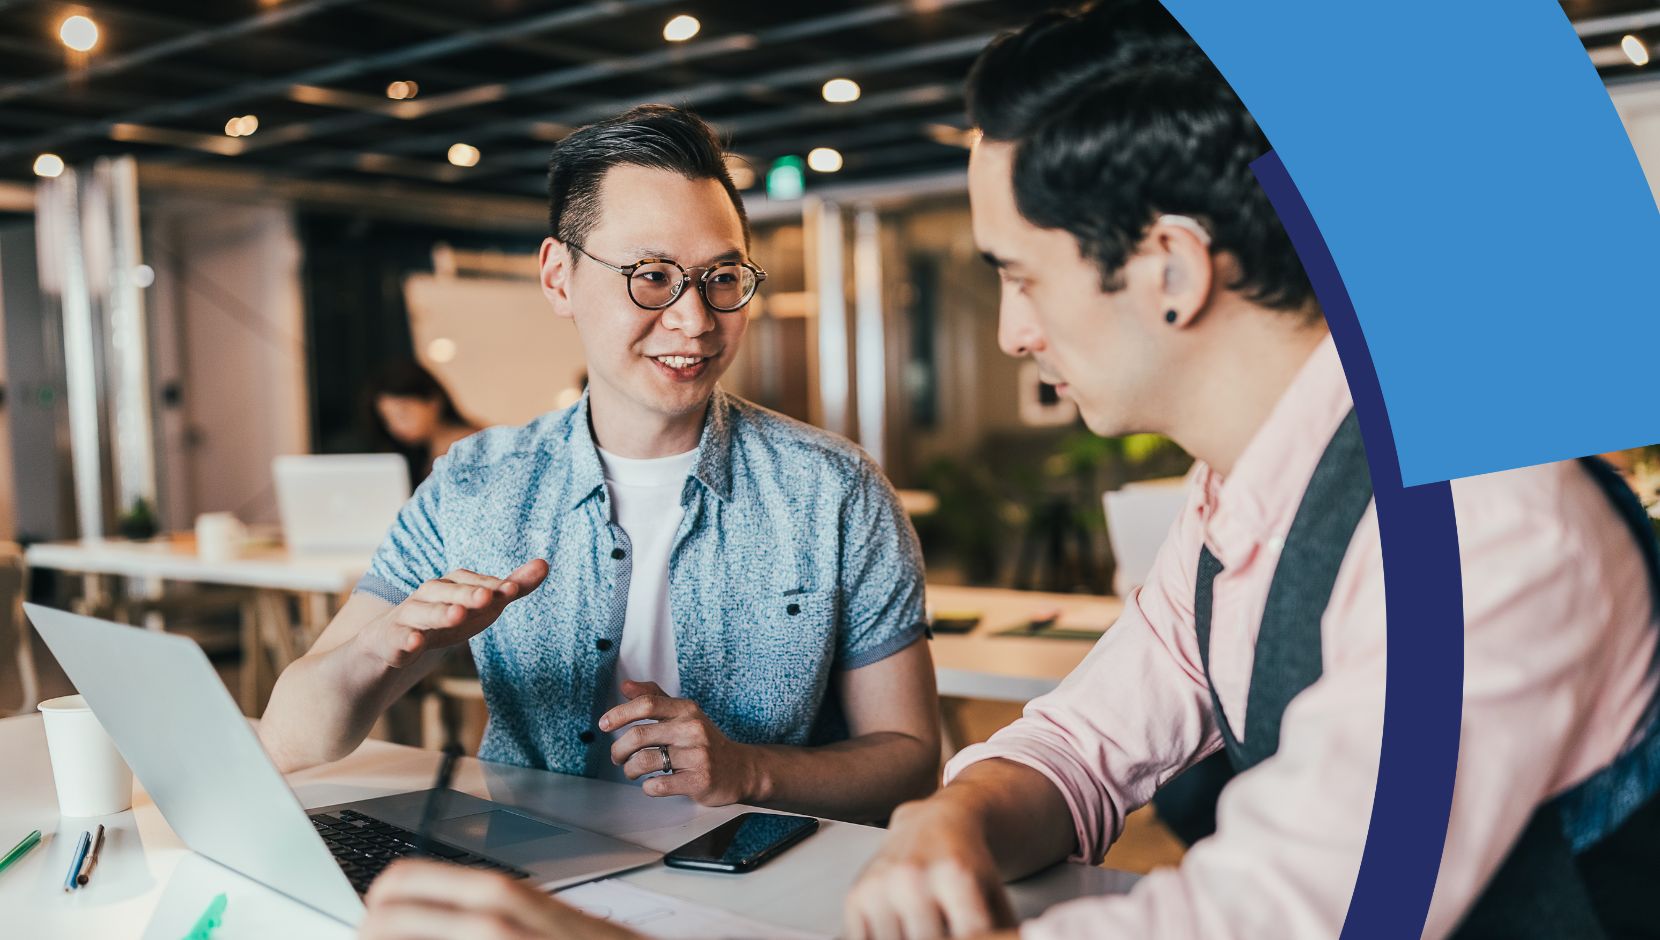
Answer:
[357,560,550,668]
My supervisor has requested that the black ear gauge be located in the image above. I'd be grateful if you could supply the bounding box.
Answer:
[1165,309,1178,324]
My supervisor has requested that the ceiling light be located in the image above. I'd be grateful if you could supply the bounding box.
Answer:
[807,147,843,173]
[1623,34,1650,67]
[59,15,98,52]
[822,78,861,103]
[386,80,420,100]
[224,115,259,137]
[33,153,65,178]
[663,14,700,42]
[447,143,480,168]
[427,337,458,363]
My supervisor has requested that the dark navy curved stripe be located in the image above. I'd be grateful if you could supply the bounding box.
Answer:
[1252,151,1465,940]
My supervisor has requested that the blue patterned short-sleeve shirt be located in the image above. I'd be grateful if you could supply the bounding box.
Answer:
[357,388,928,777]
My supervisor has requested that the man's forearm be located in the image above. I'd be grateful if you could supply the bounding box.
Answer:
[743,730,939,822]
[918,758,1079,881]
[259,640,422,772]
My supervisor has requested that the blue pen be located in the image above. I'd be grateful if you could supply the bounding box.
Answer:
[63,831,91,892]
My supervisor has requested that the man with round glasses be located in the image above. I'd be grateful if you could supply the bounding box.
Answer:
[260,105,941,826]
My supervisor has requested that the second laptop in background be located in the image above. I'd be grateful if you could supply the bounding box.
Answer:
[274,454,409,556]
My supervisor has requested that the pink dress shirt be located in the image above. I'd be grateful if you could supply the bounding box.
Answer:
[946,336,1659,939]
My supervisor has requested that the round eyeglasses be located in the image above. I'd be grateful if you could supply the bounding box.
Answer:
[570,244,767,313]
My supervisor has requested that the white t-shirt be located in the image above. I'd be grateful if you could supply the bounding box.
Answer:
[594,445,696,783]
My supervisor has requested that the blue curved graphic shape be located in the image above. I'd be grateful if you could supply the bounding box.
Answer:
[1164,2,1660,486]
[1254,152,1465,940]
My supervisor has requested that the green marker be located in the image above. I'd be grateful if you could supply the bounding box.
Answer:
[183,893,227,940]
[0,830,41,877]
[0,829,40,871]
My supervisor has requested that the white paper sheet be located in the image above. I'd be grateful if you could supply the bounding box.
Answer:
[558,878,831,940]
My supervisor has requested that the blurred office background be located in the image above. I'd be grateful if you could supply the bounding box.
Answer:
[3,0,1660,871]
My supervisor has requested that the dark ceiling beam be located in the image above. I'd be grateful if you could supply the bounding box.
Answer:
[0,35,258,109]
[355,1,808,114]
[737,111,972,162]
[358,2,620,66]
[77,1,494,90]
[223,0,998,162]
[474,81,969,198]
[837,140,966,173]
[312,31,992,181]
[1575,9,1660,38]
[0,0,680,161]
[482,109,971,174]
[724,82,964,138]
[347,2,785,123]
[493,136,971,200]
[367,79,968,193]
[0,0,368,105]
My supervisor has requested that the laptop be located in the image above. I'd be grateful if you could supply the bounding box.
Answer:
[273,454,411,556]
[25,603,660,926]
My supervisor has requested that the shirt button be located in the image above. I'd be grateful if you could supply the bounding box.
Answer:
[786,603,801,616]
[596,638,613,651]
[578,730,595,744]
[611,548,626,560]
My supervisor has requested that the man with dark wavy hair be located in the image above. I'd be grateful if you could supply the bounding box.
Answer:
[844,3,1660,939]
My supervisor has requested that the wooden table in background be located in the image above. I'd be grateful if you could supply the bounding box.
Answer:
[24,539,365,713]
[926,584,1121,702]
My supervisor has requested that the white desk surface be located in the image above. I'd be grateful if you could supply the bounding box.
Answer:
[926,586,1120,702]
[0,714,1136,939]
[25,540,368,595]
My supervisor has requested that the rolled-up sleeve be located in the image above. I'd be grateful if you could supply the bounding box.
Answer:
[1000,511,1388,940]
[944,487,1220,862]
[355,454,450,606]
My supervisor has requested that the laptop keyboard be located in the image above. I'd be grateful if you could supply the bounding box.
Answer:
[310,808,531,895]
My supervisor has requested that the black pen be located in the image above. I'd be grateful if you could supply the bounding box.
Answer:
[414,742,463,858]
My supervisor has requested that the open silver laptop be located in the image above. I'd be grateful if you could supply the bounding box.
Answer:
[26,604,659,926]
[273,454,411,556]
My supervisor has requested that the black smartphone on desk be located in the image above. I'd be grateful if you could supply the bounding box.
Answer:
[663,812,819,873]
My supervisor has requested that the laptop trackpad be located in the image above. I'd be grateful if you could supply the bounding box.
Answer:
[430,810,568,849]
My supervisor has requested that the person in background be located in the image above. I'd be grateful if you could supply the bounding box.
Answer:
[368,360,482,485]
[261,105,939,833]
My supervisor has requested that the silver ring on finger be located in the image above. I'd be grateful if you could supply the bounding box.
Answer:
[657,745,674,775]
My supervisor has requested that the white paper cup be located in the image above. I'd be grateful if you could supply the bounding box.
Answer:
[195,511,246,562]
[38,695,134,817]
